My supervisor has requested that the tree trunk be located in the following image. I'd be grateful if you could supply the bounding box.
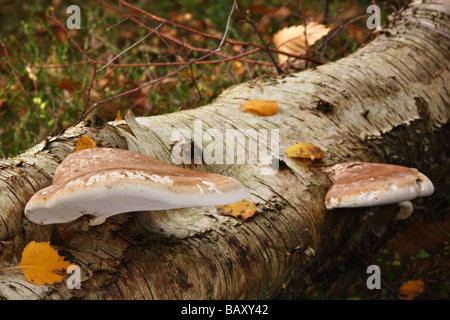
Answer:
[0,0,448,299]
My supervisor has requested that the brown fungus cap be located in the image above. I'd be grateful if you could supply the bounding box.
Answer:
[25,148,245,226]
[323,162,434,210]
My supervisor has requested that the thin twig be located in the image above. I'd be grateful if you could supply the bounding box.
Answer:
[0,52,273,68]
[114,0,323,65]
[215,0,236,51]
[50,95,59,135]
[96,24,162,74]
[187,64,203,109]
[48,8,94,64]
[236,2,284,74]
[79,63,98,122]
[79,0,239,119]
[380,278,402,300]
[301,0,310,69]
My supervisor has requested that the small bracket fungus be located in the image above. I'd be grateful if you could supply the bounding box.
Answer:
[25,148,246,226]
[323,162,434,210]
[395,201,414,220]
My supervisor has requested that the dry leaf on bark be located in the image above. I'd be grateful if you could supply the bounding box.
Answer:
[217,200,257,221]
[115,110,123,121]
[73,135,97,152]
[19,241,72,286]
[240,100,278,116]
[286,142,325,161]
[273,21,331,65]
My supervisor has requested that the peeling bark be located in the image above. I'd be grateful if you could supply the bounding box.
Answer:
[0,0,449,299]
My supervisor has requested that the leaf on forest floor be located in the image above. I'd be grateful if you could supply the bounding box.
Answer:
[232,60,245,76]
[73,135,97,152]
[273,21,331,65]
[286,142,325,161]
[217,199,257,221]
[399,280,425,300]
[240,100,278,116]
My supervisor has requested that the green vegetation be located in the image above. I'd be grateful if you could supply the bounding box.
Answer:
[0,0,388,157]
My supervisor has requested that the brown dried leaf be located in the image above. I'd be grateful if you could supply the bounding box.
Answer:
[241,100,278,116]
[73,135,97,152]
[217,200,257,221]
[399,280,425,300]
[273,21,331,65]
[286,142,325,161]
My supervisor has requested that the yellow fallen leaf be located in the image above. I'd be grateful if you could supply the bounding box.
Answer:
[19,241,72,286]
[399,280,425,300]
[217,199,257,221]
[232,61,245,77]
[273,21,331,65]
[286,142,325,160]
[73,135,97,152]
[241,100,278,116]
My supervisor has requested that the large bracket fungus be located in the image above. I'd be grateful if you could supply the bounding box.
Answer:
[25,148,246,226]
[24,147,434,227]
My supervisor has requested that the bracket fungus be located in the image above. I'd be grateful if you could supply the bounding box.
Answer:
[395,200,414,220]
[25,148,245,226]
[323,162,434,214]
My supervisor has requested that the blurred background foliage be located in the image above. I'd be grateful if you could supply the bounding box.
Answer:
[0,0,396,157]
